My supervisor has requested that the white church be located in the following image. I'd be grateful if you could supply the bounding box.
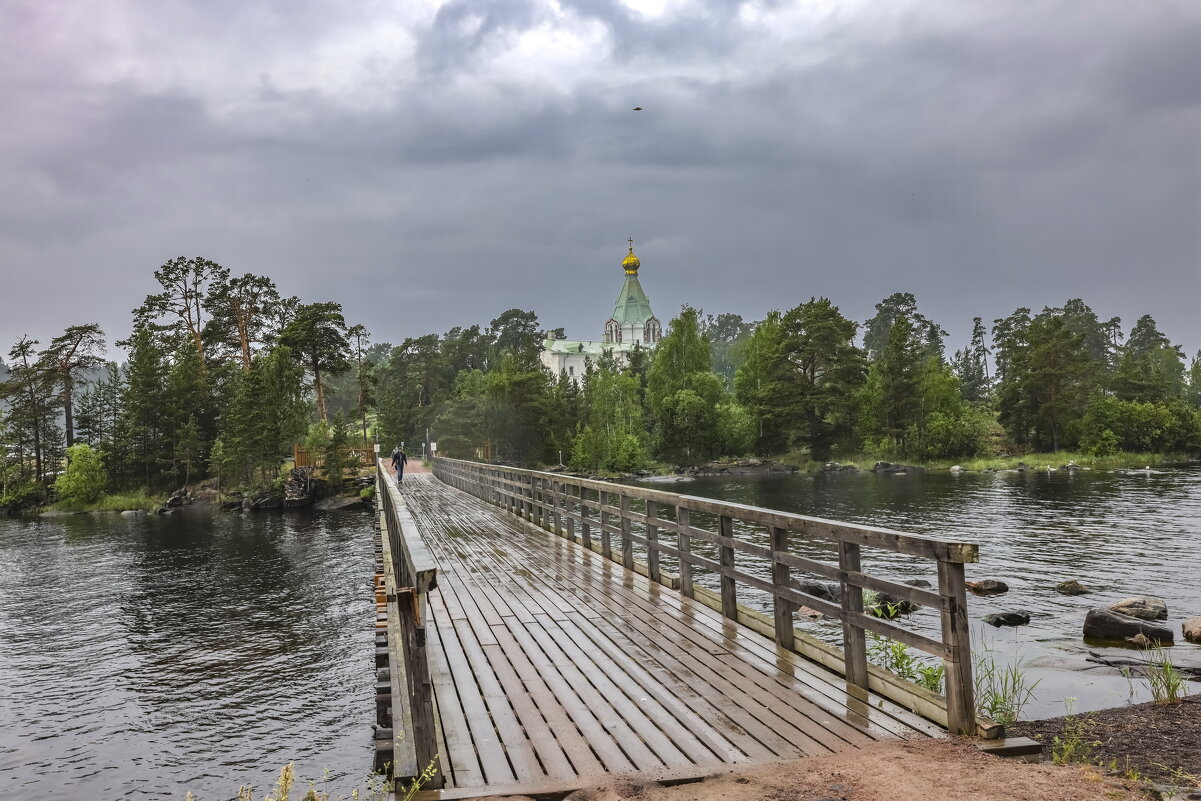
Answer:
[539,240,663,381]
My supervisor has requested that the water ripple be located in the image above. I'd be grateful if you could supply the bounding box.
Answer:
[0,510,376,800]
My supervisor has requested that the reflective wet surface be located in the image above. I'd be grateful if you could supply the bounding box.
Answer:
[0,510,376,800]
[631,466,1201,717]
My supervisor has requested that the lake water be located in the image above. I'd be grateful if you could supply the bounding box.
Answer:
[0,509,377,801]
[631,465,1201,719]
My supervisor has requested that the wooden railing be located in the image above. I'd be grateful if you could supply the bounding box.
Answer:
[294,445,376,468]
[433,457,987,737]
[376,459,441,788]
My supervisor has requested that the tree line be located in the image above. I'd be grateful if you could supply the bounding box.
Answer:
[5,263,1201,508]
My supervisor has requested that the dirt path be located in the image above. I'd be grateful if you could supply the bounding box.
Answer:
[484,739,1144,801]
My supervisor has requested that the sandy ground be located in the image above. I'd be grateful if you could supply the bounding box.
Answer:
[484,740,1145,801]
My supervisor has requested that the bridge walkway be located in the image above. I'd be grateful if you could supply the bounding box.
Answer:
[399,473,941,799]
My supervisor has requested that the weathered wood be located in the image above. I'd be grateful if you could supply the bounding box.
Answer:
[620,494,634,571]
[645,500,661,584]
[839,542,869,694]
[939,559,977,736]
[718,514,737,620]
[427,458,990,752]
[770,526,794,650]
[676,506,693,598]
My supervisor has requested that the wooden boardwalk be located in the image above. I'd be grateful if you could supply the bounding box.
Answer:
[398,473,943,799]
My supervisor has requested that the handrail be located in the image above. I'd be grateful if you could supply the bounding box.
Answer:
[433,457,983,737]
[377,459,441,788]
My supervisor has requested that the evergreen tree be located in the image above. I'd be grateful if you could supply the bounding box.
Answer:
[734,312,791,454]
[278,301,351,422]
[38,323,106,447]
[863,292,946,361]
[120,327,171,488]
[777,298,865,460]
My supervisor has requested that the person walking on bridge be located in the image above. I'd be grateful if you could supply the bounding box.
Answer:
[390,445,407,485]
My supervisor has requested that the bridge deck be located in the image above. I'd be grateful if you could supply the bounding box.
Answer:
[401,473,942,799]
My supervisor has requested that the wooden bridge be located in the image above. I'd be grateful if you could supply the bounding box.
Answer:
[375,458,995,800]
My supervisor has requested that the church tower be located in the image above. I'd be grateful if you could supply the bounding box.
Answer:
[539,239,664,383]
[603,239,661,346]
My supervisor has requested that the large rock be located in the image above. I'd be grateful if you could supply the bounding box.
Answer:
[1056,579,1091,595]
[1183,616,1201,644]
[984,611,1031,627]
[1108,597,1168,621]
[793,579,841,604]
[967,579,1009,596]
[1083,608,1174,644]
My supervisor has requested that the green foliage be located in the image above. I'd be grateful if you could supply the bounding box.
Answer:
[974,646,1039,725]
[1051,699,1097,766]
[570,362,648,472]
[279,301,352,422]
[1138,642,1188,704]
[866,633,945,694]
[54,444,107,504]
[321,413,352,489]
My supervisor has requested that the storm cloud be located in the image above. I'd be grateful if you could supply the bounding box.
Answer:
[1,0,1199,356]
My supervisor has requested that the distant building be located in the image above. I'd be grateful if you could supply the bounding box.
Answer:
[539,240,662,382]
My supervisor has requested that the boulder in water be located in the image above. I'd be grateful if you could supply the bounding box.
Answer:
[1083,608,1174,644]
[1183,616,1201,644]
[1108,597,1168,621]
[793,579,841,604]
[1056,579,1091,595]
[967,579,1009,596]
[984,611,1031,627]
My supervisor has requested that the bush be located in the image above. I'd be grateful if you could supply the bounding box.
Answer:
[54,444,106,505]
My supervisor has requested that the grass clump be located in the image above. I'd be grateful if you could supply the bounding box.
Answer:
[867,632,945,694]
[1139,643,1189,705]
[974,645,1039,725]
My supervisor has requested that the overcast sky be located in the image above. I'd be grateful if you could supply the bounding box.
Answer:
[2,0,1199,360]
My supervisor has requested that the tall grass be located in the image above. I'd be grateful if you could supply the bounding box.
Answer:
[1139,643,1189,705]
[975,645,1039,725]
[50,491,159,513]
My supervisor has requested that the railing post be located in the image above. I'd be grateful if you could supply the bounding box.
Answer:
[620,494,634,570]
[939,559,977,736]
[677,506,693,598]
[566,484,576,543]
[580,488,593,552]
[645,500,660,584]
[599,491,612,560]
[718,515,738,620]
[838,542,869,693]
[770,526,794,649]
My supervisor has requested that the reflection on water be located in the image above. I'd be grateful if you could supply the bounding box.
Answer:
[0,510,376,801]
[631,466,1201,717]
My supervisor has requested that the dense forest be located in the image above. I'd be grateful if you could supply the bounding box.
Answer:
[4,257,1201,509]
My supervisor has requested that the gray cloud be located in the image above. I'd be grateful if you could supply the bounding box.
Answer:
[1,0,1199,363]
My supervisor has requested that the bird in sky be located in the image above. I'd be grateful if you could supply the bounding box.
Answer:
[632,106,643,111]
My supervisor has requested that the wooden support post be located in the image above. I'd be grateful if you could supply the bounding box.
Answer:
[646,500,660,584]
[939,559,977,736]
[599,491,612,560]
[839,542,869,692]
[581,488,592,551]
[620,494,634,570]
[677,506,693,597]
[719,515,737,620]
[770,526,794,649]
[566,484,576,543]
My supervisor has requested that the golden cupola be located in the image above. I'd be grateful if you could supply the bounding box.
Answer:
[621,238,641,275]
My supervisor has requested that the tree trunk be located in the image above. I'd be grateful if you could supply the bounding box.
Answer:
[62,372,75,447]
[314,363,327,422]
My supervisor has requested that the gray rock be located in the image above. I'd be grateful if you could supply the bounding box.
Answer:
[904,579,933,589]
[1108,597,1168,621]
[120,509,147,517]
[984,611,1031,627]
[1056,579,1091,595]
[967,579,1009,596]
[793,579,841,604]
[1083,607,1174,644]
[1183,616,1201,644]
